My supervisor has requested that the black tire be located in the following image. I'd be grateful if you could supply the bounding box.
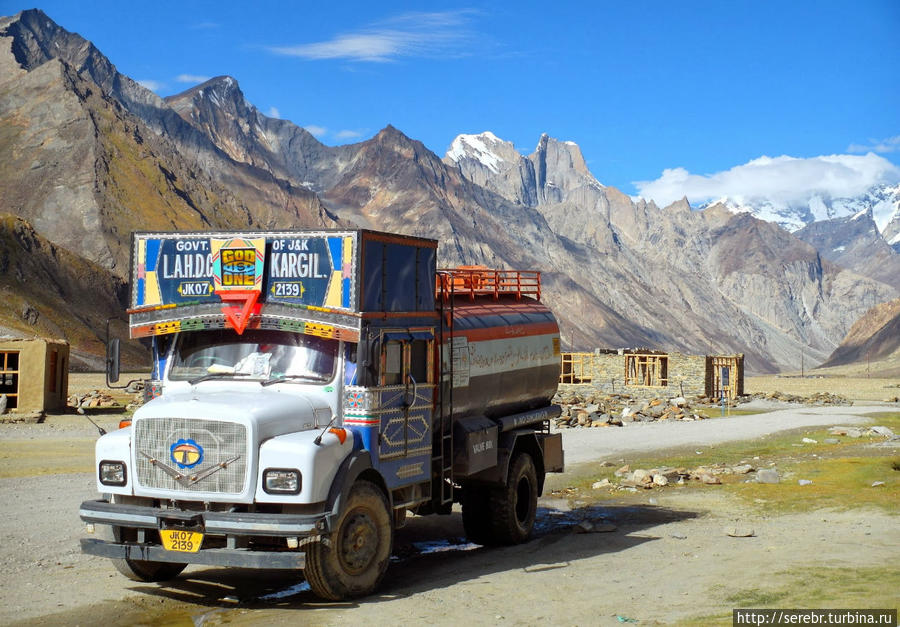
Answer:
[305,481,393,600]
[488,452,538,545]
[461,484,493,545]
[102,525,187,582]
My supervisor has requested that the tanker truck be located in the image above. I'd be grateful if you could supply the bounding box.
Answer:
[79,229,563,600]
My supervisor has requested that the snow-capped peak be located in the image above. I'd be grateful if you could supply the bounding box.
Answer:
[698,183,900,236]
[446,132,515,173]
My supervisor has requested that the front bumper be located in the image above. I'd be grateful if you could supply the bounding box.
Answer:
[80,538,307,569]
[79,499,329,570]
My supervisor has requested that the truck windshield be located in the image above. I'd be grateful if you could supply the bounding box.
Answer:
[168,329,337,383]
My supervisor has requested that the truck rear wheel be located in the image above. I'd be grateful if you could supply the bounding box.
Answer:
[305,480,392,600]
[461,485,493,545]
[489,452,538,545]
[103,525,187,582]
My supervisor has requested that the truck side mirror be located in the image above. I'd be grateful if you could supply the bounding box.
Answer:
[106,338,121,385]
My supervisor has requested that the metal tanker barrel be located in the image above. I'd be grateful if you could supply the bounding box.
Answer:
[437,268,561,422]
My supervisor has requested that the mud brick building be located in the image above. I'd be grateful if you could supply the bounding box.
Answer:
[560,349,744,399]
[0,338,69,413]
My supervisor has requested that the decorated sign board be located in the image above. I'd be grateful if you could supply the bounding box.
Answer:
[131,231,357,337]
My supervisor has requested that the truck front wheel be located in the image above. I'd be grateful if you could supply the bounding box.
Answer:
[103,526,187,582]
[305,480,393,600]
[489,452,538,544]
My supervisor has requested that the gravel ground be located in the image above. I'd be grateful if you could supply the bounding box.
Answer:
[0,391,896,625]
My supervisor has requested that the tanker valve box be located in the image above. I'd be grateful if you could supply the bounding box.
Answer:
[453,417,499,476]
[538,432,564,473]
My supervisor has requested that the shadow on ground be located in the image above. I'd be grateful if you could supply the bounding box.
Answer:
[22,502,702,625]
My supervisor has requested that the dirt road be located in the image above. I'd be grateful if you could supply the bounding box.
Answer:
[0,402,897,625]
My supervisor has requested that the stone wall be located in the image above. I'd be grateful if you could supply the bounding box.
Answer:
[559,349,742,400]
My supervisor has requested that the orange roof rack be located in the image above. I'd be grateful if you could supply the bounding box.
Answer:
[436,266,541,301]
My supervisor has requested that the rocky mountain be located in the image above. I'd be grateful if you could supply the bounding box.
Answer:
[700,183,900,250]
[0,9,338,277]
[819,297,900,371]
[0,214,137,369]
[794,210,900,291]
[1,8,898,374]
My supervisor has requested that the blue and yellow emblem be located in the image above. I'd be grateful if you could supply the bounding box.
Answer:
[170,439,204,469]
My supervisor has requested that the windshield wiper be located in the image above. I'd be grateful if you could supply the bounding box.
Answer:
[261,374,326,387]
[189,372,252,385]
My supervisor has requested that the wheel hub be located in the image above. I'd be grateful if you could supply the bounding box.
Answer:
[338,510,378,574]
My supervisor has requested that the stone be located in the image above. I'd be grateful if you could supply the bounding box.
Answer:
[652,474,669,486]
[731,464,754,474]
[599,461,615,467]
[870,426,895,438]
[632,469,653,484]
[592,479,611,489]
[798,479,812,486]
[615,465,631,477]
[0,394,6,415]
[871,481,885,487]
[802,437,817,444]
[725,527,756,537]
[700,474,721,485]
[756,469,780,484]
[573,521,616,534]
[824,438,840,444]
[670,396,687,407]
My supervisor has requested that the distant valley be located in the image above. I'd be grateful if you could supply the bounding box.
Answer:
[1,9,898,373]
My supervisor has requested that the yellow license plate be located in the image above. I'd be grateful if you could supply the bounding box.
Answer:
[160,529,203,553]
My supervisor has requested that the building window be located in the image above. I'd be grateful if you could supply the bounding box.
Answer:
[625,353,668,387]
[560,352,594,384]
[0,351,20,409]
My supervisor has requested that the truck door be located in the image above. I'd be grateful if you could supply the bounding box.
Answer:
[376,330,434,487]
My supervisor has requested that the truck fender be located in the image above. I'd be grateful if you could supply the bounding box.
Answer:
[324,450,390,528]
[467,429,547,495]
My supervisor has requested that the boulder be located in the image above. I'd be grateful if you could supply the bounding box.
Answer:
[756,469,780,484]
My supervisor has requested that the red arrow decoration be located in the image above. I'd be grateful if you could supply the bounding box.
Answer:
[218,290,261,335]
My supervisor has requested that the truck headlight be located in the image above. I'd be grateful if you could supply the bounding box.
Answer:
[263,469,301,495]
[99,460,127,486]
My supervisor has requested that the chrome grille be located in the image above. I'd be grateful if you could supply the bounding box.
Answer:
[134,417,248,495]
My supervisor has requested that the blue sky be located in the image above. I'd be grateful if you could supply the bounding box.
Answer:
[7,1,900,202]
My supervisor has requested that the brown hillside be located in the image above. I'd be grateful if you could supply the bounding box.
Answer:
[819,298,900,368]
[0,214,144,369]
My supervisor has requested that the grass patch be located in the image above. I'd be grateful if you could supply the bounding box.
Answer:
[730,566,900,612]
[552,418,899,513]
[730,456,898,513]
[862,411,900,431]
[683,566,900,625]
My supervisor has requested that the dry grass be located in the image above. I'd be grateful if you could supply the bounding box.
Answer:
[747,375,900,401]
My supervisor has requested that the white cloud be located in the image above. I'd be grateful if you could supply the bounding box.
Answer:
[335,129,363,140]
[268,10,478,62]
[848,135,900,154]
[137,79,165,92]
[176,74,212,84]
[267,107,281,119]
[304,125,327,137]
[634,153,900,208]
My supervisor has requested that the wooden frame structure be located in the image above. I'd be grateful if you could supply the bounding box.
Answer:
[559,352,594,384]
[624,353,669,387]
[706,355,744,399]
[0,350,20,409]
